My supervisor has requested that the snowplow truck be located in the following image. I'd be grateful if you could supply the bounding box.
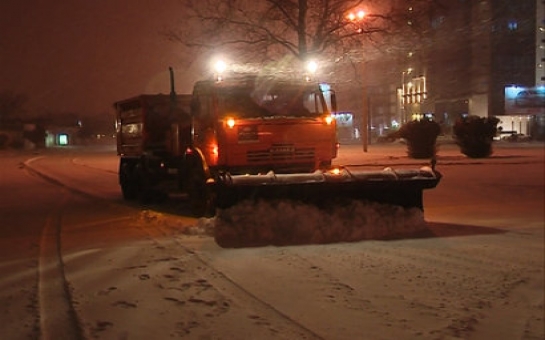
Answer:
[115,69,337,215]
[115,68,441,218]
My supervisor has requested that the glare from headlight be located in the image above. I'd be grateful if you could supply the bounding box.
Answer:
[226,117,236,128]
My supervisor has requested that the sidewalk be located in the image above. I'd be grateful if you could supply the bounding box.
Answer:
[334,140,545,168]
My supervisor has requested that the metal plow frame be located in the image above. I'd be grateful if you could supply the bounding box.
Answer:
[211,167,442,212]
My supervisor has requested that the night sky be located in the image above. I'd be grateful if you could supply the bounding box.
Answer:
[0,0,202,117]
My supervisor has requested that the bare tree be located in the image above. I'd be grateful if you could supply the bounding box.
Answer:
[165,0,445,73]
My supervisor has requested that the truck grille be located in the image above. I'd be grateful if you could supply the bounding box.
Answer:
[247,144,315,163]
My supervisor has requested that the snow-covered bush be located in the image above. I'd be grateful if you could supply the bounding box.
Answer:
[453,115,499,158]
[392,118,441,159]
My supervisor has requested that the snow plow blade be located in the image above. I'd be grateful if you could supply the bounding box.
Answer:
[211,166,441,212]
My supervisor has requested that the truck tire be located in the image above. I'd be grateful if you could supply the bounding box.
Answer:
[119,161,138,200]
[135,164,154,204]
[186,166,214,217]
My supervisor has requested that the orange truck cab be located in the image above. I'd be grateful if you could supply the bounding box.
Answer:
[190,75,338,175]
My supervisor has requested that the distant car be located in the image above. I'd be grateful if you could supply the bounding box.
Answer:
[515,90,545,108]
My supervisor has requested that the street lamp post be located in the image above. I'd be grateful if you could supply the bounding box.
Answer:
[361,65,369,152]
[347,9,369,152]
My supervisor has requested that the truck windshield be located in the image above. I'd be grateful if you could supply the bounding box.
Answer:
[217,82,327,119]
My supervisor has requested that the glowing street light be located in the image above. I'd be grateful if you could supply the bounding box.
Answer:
[347,10,366,33]
[347,10,366,22]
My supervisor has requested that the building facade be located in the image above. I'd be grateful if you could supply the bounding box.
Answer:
[355,0,545,141]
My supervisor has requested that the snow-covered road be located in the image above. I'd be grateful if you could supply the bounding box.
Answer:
[4,141,544,339]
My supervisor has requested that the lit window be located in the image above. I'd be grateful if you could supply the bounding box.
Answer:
[58,134,69,146]
[508,20,518,31]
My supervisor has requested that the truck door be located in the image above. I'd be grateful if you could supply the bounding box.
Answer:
[191,92,217,165]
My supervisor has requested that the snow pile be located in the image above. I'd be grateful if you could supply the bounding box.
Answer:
[138,210,165,223]
[137,210,214,236]
[182,217,215,236]
[136,202,429,248]
[213,199,428,248]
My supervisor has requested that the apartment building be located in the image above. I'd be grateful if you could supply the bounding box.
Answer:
[359,0,545,140]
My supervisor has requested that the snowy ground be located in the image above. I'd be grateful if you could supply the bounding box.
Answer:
[83,203,541,340]
[4,141,543,339]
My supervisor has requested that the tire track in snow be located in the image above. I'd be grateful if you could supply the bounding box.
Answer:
[38,191,83,340]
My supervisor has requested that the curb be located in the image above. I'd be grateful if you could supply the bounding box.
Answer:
[335,142,544,167]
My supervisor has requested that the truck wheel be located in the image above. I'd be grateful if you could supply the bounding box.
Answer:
[186,169,214,217]
[135,165,154,204]
[120,162,137,200]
